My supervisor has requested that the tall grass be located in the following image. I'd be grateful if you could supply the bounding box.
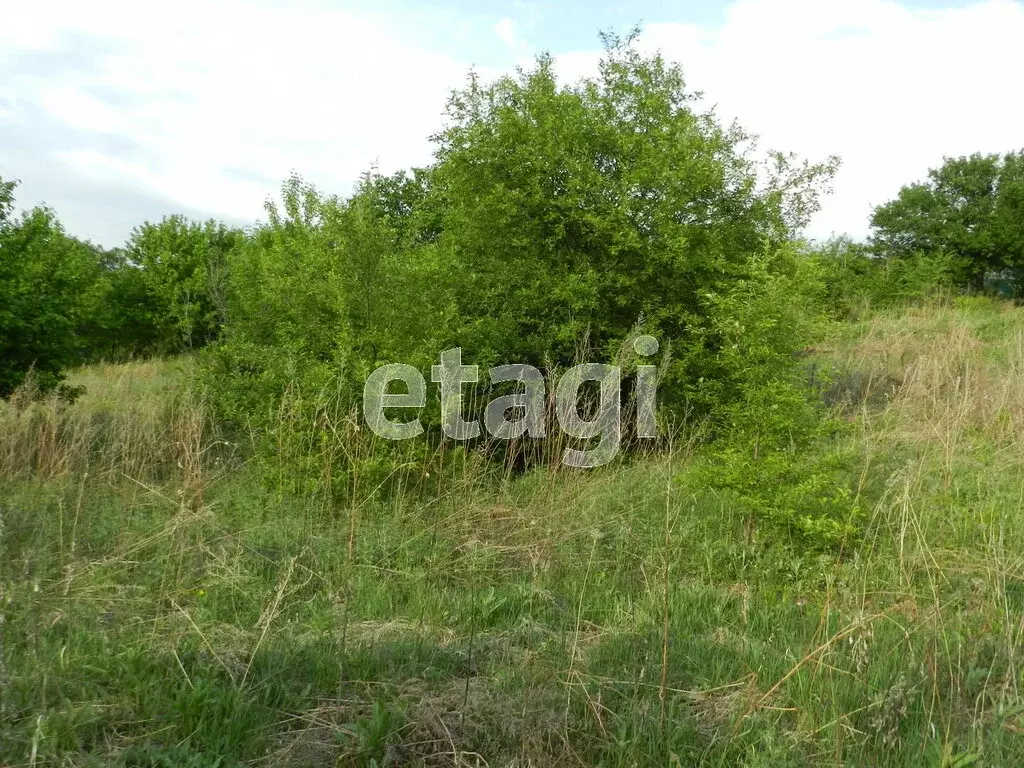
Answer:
[2,299,1024,766]
[0,358,217,483]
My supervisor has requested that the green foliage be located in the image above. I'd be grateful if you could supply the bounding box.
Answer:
[686,245,862,546]
[202,35,839,491]
[428,33,838,417]
[810,237,953,319]
[871,151,1024,290]
[0,175,15,227]
[0,182,100,395]
[702,435,862,547]
[78,248,167,360]
[217,173,440,377]
[127,215,244,352]
[201,173,446,494]
[694,243,827,441]
[0,176,225,393]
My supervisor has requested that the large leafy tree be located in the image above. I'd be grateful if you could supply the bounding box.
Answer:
[206,34,840,486]
[427,32,838,415]
[0,178,100,395]
[871,151,1024,289]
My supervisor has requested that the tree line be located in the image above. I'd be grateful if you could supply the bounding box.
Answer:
[0,184,242,396]
[2,33,1022,491]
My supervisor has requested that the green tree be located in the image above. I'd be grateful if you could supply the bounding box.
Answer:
[427,32,837,422]
[0,180,99,395]
[207,173,442,421]
[78,246,167,360]
[128,215,243,351]
[871,151,1024,290]
[0,176,15,228]
[993,152,1024,282]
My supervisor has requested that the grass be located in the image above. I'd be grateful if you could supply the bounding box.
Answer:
[4,298,1024,766]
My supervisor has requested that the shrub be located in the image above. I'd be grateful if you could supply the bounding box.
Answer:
[200,174,445,496]
[810,237,953,319]
[201,34,840,493]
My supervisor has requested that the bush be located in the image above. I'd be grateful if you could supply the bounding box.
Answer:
[810,237,953,319]
[200,35,839,493]
[200,174,444,496]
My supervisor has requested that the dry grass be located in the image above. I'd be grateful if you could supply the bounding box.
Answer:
[0,357,219,482]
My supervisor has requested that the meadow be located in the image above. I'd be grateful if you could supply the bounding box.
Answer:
[3,296,1024,767]
[4,34,1024,768]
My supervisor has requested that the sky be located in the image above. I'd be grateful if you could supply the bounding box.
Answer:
[1,0,1022,247]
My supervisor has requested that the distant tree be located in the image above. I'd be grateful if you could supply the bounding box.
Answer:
[994,152,1024,279]
[127,215,244,351]
[77,246,166,360]
[871,152,1024,290]
[0,180,99,395]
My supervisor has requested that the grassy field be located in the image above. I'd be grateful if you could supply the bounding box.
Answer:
[3,299,1024,766]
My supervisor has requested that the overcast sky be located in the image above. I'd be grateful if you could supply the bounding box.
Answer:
[1,0,1022,247]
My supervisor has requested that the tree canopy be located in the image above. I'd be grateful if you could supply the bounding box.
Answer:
[871,151,1024,289]
[425,36,838,414]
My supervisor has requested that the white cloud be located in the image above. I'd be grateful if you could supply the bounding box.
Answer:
[1,0,476,240]
[56,149,149,184]
[635,0,1024,237]
[2,0,1022,244]
[494,17,520,49]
